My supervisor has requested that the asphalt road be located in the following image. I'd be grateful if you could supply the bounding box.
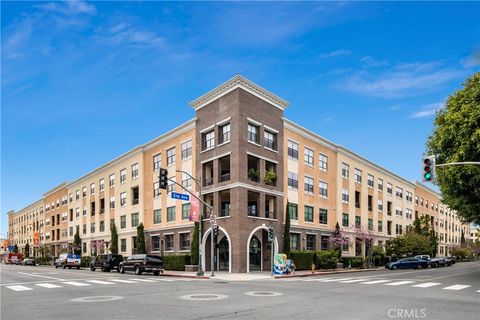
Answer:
[1,262,479,320]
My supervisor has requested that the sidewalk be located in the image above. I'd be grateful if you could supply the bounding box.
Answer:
[274,267,387,279]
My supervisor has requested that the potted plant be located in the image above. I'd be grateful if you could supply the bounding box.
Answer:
[248,168,260,182]
[264,170,277,185]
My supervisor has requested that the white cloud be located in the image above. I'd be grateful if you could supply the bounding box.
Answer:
[37,1,96,16]
[95,24,165,48]
[360,56,389,67]
[317,49,352,59]
[460,51,480,68]
[338,62,464,98]
[410,102,444,119]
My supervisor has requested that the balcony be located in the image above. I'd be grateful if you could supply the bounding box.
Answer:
[203,161,214,187]
[204,177,214,186]
[247,155,260,183]
[219,155,231,183]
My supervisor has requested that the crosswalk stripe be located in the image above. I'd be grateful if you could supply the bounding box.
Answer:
[412,283,441,288]
[87,280,115,285]
[130,278,157,282]
[385,281,414,286]
[361,280,391,284]
[442,285,471,291]
[62,281,90,287]
[108,279,137,284]
[152,278,174,282]
[35,283,63,289]
[6,285,33,291]
[339,279,369,283]
[309,278,352,282]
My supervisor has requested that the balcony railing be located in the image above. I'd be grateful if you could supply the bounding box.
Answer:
[204,177,214,187]
[220,173,231,182]
[132,199,139,205]
[247,206,258,217]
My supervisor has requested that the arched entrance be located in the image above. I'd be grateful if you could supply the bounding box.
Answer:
[201,226,232,273]
[249,235,262,271]
[246,225,279,273]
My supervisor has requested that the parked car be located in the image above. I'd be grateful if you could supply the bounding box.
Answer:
[54,253,81,269]
[437,256,454,266]
[414,255,445,268]
[385,257,428,270]
[90,254,123,272]
[119,254,164,276]
[22,258,36,266]
[447,256,457,264]
[4,253,24,265]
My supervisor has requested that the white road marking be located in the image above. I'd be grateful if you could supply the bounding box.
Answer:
[385,281,414,286]
[339,279,369,283]
[35,283,63,289]
[442,285,471,291]
[6,285,33,291]
[412,283,441,288]
[87,280,115,285]
[17,272,64,281]
[361,280,391,284]
[62,281,90,287]
[108,279,137,284]
[130,278,157,282]
[152,278,174,282]
[308,278,352,282]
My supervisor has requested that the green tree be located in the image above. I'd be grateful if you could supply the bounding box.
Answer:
[73,229,81,255]
[24,242,30,258]
[460,230,466,247]
[426,73,480,224]
[110,224,118,255]
[387,232,431,257]
[136,223,146,254]
[283,202,291,257]
[190,222,199,265]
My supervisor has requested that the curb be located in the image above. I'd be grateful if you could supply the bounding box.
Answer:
[274,267,387,279]
[161,273,210,279]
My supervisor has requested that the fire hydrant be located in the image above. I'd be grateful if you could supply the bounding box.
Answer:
[311,263,316,273]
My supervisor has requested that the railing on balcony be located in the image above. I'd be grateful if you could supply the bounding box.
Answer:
[203,177,214,187]
[132,199,139,205]
[247,206,258,217]
[220,173,231,182]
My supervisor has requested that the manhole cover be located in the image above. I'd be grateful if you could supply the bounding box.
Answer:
[245,291,283,297]
[71,296,124,303]
[180,294,228,301]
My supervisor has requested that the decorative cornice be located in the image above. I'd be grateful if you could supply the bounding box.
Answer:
[189,74,289,111]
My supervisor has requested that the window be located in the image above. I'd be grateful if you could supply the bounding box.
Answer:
[387,183,393,195]
[182,203,190,220]
[152,182,161,198]
[82,224,86,234]
[120,169,127,183]
[152,236,160,252]
[406,208,413,219]
[120,192,126,206]
[69,193,73,203]
[319,208,328,224]
[69,226,73,237]
[354,169,362,183]
[131,186,139,205]
[180,233,190,251]
[131,163,139,179]
[83,207,87,216]
[90,183,95,195]
[247,123,259,144]
[287,203,298,220]
[355,216,361,227]
[288,140,298,159]
[100,221,105,232]
[290,233,300,250]
[378,200,383,211]
[304,147,314,166]
[90,223,95,234]
[109,196,115,209]
[165,235,174,251]
[319,154,328,171]
[396,207,403,216]
[121,239,126,252]
[319,181,328,198]
[395,187,403,198]
[288,172,298,189]
[264,130,277,150]
[342,163,349,178]
[203,130,215,150]
[167,147,176,166]
[153,154,161,171]
[167,177,175,193]
[306,235,315,251]
[378,178,383,191]
[406,192,413,203]
[75,208,80,218]
[167,206,176,222]
[153,209,161,224]
[304,205,314,222]
[368,219,373,231]
[378,221,383,233]
[83,242,87,254]
[109,174,115,187]
[396,224,403,235]
[99,179,105,192]
[342,213,349,227]
[304,176,314,194]
[76,190,80,200]
[182,173,192,190]
[181,140,192,160]
[367,174,374,188]
[131,213,139,227]
[368,195,373,211]
[120,215,126,229]
[342,189,349,203]
[219,123,231,144]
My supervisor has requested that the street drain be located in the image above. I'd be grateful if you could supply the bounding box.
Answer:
[71,296,124,303]
[245,291,283,297]
[180,294,228,301]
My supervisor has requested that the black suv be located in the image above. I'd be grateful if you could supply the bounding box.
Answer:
[90,254,123,272]
[119,254,164,276]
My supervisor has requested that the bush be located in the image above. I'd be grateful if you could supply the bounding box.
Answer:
[163,254,191,271]
[81,256,92,268]
[316,250,339,269]
[35,257,52,265]
[341,257,364,268]
[290,251,316,270]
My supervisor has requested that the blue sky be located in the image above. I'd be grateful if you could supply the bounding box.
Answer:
[2,1,479,237]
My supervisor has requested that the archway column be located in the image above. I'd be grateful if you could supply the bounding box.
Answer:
[246,225,278,273]
[201,226,232,273]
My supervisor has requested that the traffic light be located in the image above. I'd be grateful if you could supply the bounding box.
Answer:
[213,224,219,238]
[159,168,168,190]
[422,155,436,182]
[268,227,275,241]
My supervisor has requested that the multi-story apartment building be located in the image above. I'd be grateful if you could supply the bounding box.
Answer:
[6,75,472,272]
